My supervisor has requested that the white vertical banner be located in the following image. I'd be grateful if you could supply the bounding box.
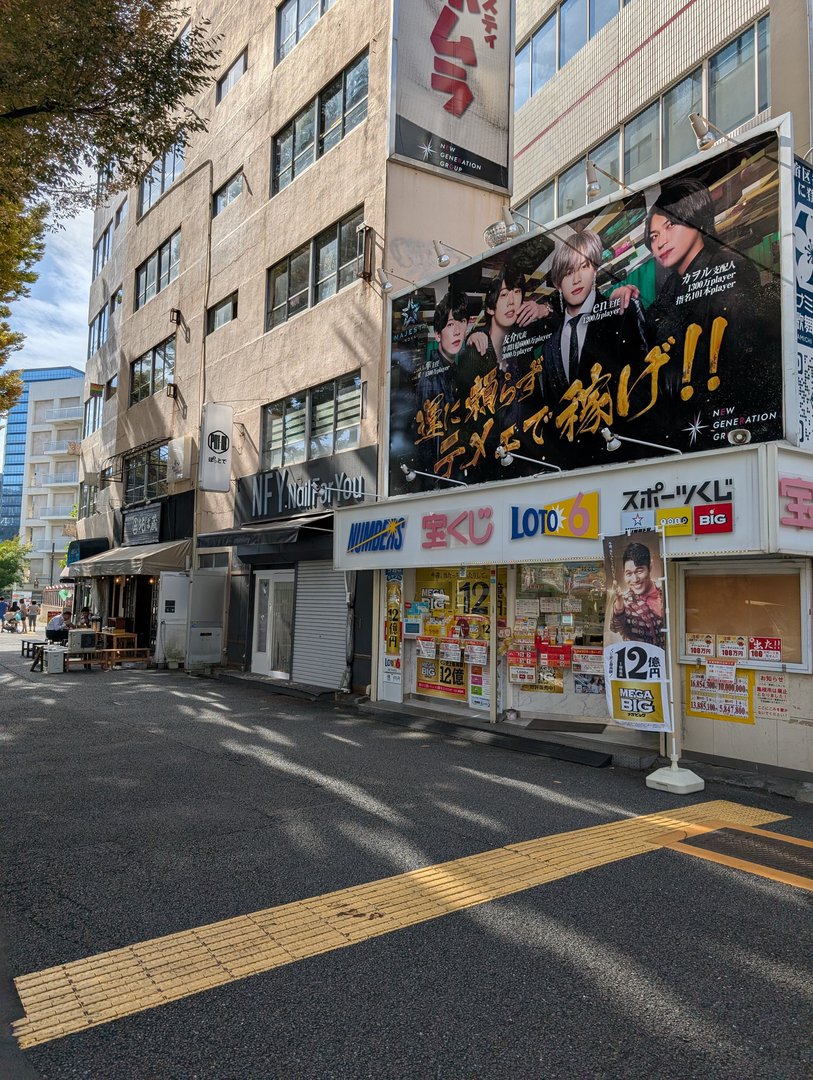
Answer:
[198,402,233,493]
[391,0,512,192]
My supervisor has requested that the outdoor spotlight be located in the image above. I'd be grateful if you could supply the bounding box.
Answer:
[400,462,417,482]
[689,113,717,152]
[585,160,602,199]
[601,427,623,452]
[377,268,393,293]
[433,240,451,269]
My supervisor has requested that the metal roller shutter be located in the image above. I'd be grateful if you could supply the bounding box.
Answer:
[291,560,347,688]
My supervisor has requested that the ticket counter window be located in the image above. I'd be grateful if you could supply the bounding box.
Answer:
[514,562,606,646]
[409,567,506,703]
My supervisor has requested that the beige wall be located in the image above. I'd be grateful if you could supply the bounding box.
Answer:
[771,0,812,152]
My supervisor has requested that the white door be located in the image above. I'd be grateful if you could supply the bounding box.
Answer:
[251,570,294,678]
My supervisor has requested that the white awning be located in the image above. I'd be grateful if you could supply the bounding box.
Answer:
[65,539,191,578]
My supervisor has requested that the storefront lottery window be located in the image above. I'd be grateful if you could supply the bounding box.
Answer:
[682,562,808,668]
[411,568,506,703]
[515,562,606,647]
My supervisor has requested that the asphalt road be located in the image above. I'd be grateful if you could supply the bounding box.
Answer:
[0,634,811,1079]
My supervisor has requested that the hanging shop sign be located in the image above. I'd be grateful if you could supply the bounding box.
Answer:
[385,569,403,660]
[793,155,813,447]
[602,531,672,732]
[239,447,378,523]
[389,128,783,492]
[122,504,161,546]
[391,0,512,191]
[199,402,233,493]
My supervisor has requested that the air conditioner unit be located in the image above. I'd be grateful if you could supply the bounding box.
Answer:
[68,629,97,652]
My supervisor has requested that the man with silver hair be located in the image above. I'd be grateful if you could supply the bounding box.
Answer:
[540,229,648,462]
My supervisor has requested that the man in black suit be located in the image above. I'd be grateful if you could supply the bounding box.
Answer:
[541,229,648,465]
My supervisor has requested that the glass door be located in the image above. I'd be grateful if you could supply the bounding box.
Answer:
[251,570,295,678]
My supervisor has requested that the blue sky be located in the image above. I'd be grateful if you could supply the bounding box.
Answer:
[8,207,94,373]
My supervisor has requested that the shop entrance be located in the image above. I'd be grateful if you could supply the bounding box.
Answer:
[251,570,294,678]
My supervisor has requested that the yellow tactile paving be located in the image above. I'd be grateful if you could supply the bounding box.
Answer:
[13,799,787,1049]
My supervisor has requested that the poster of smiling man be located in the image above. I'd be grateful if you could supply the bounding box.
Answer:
[388,128,783,493]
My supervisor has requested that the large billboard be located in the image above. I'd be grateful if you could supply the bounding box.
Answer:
[388,129,783,494]
[391,0,512,191]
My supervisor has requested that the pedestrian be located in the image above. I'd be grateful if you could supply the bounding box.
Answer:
[0,597,8,622]
[18,598,28,632]
[27,601,39,632]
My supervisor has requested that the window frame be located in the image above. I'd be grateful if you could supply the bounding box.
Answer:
[123,444,169,506]
[276,0,336,63]
[678,559,811,674]
[261,371,362,471]
[138,143,185,217]
[206,292,238,334]
[213,171,244,216]
[216,49,247,104]
[265,207,364,331]
[135,231,181,311]
[129,336,176,406]
[271,51,368,196]
[88,306,108,358]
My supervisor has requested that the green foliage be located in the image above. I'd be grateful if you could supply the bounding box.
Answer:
[0,537,32,593]
[0,1,221,208]
[0,195,45,394]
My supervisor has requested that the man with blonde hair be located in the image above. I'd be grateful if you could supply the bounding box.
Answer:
[541,228,648,463]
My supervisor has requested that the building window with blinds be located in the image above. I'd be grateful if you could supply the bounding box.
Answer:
[261,372,362,470]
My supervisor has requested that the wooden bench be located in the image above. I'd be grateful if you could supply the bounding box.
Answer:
[101,648,151,668]
[64,651,113,671]
[21,638,47,658]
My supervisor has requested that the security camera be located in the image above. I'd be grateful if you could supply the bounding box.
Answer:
[727,428,751,445]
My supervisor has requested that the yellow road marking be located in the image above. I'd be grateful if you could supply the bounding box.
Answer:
[658,820,813,894]
[13,799,786,1049]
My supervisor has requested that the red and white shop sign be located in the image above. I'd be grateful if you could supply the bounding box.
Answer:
[748,637,782,662]
[693,502,733,534]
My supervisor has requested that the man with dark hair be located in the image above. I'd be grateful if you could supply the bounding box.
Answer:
[414,291,469,471]
[643,175,778,444]
[454,265,555,470]
[609,541,664,646]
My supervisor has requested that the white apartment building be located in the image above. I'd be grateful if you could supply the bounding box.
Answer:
[21,376,84,589]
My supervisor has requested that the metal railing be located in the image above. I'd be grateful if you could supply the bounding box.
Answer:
[43,407,83,422]
[34,473,78,487]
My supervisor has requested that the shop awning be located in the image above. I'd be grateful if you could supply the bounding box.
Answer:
[197,512,333,548]
[64,539,191,578]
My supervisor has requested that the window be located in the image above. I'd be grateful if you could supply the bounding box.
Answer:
[557,158,585,217]
[515,41,531,111]
[559,0,587,68]
[276,0,336,62]
[261,372,361,470]
[109,285,123,315]
[681,562,809,671]
[124,444,168,505]
[207,292,238,333]
[92,222,113,278]
[129,336,176,405]
[114,199,128,229]
[514,18,770,221]
[88,306,108,357]
[216,50,247,103]
[589,132,621,199]
[314,211,362,303]
[82,395,103,438]
[590,0,617,35]
[135,231,180,309]
[624,101,659,186]
[709,25,755,134]
[139,143,184,215]
[662,69,702,168]
[272,53,368,194]
[266,207,363,330]
[198,551,229,568]
[105,374,118,400]
[78,482,98,519]
[213,171,244,216]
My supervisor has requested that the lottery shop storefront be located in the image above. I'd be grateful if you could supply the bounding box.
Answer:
[334,444,813,774]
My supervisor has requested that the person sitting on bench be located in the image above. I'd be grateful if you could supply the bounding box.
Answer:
[45,610,73,644]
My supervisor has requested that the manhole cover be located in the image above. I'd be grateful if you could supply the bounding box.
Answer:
[680,828,813,879]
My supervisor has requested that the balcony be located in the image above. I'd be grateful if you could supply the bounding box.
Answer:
[36,473,78,487]
[44,407,83,424]
[41,440,74,455]
[35,504,75,520]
